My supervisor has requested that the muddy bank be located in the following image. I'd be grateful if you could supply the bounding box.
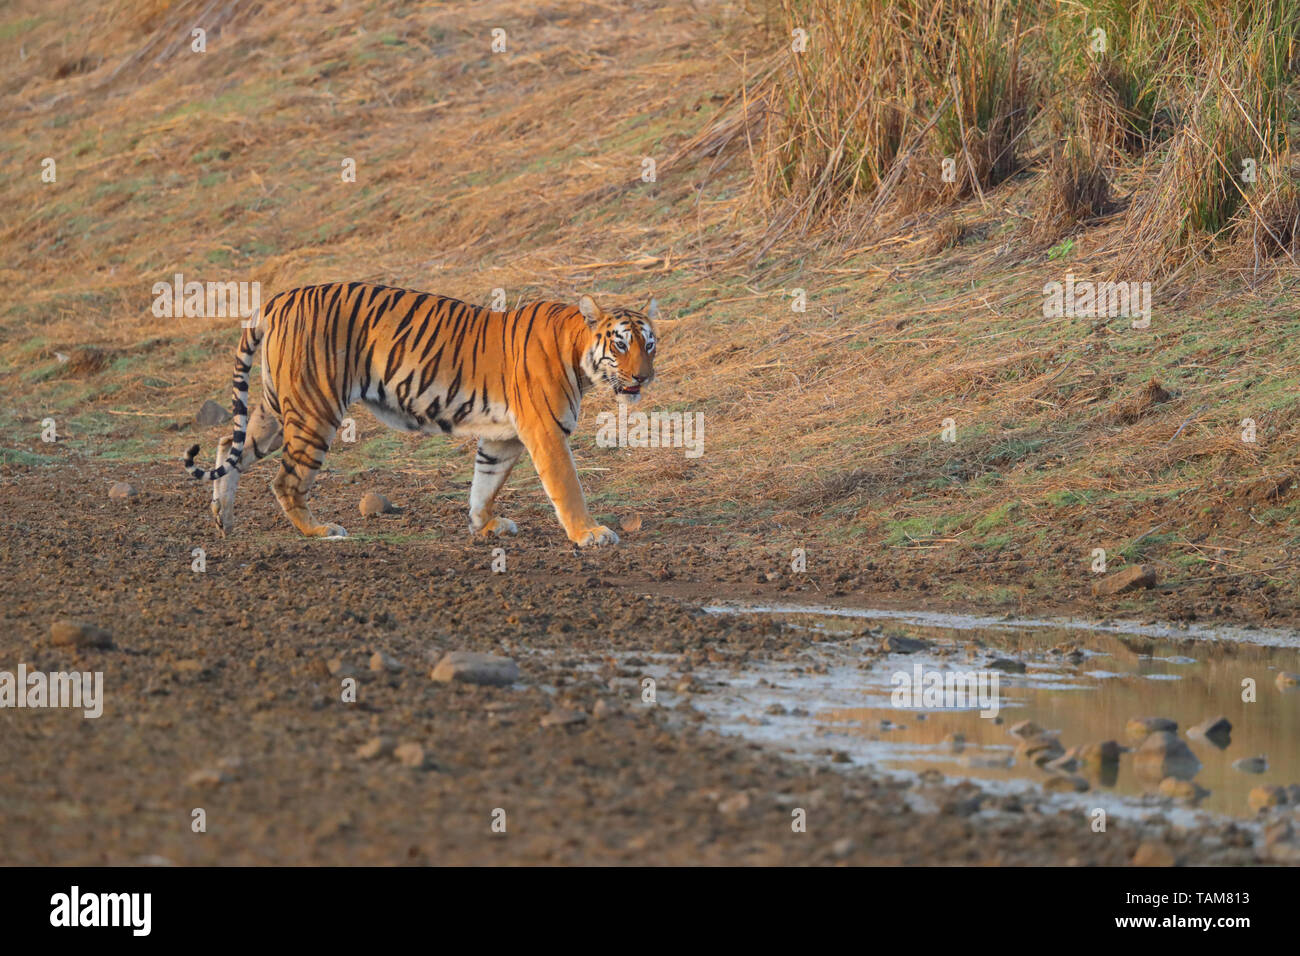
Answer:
[0,460,1289,864]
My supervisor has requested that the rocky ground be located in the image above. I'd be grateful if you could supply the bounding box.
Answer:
[0,457,1286,866]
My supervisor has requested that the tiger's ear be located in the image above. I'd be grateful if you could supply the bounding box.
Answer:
[578,294,601,330]
[647,298,661,321]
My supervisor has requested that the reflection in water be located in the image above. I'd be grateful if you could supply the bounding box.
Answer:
[699,605,1300,821]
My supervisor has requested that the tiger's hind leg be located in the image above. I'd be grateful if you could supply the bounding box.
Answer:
[271,413,346,538]
[468,437,524,537]
[211,402,283,535]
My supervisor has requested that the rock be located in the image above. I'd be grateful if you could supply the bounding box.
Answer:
[591,699,620,720]
[1042,773,1089,793]
[987,658,1026,674]
[717,792,750,815]
[368,651,403,673]
[1277,671,1300,690]
[1187,715,1231,748]
[540,708,587,728]
[1126,716,1177,741]
[1133,731,1201,781]
[1017,734,1064,767]
[430,651,519,686]
[1008,719,1042,739]
[355,737,394,761]
[1266,839,1300,864]
[196,399,232,426]
[830,837,856,859]
[1158,777,1209,803]
[1077,740,1123,766]
[326,657,357,679]
[1094,564,1157,596]
[882,634,928,654]
[359,492,395,517]
[185,768,231,788]
[1045,752,1081,774]
[49,620,113,649]
[108,482,137,500]
[1248,785,1287,812]
[943,732,966,752]
[1232,755,1268,774]
[1132,842,1176,867]
[393,742,430,768]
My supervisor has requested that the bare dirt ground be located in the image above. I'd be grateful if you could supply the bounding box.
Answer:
[0,459,1269,865]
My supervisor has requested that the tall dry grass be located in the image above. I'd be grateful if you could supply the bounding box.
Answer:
[753,0,1299,273]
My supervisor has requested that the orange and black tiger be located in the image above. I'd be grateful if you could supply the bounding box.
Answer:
[182,283,658,547]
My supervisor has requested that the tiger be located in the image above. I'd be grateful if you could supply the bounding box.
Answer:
[182,282,657,547]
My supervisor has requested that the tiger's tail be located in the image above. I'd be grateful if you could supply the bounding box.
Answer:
[183,314,264,481]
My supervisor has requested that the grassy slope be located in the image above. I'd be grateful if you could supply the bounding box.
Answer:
[3,0,1300,618]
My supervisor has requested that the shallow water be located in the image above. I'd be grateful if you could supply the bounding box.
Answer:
[691,603,1300,822]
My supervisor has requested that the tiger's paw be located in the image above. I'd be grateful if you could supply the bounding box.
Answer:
[210,498,233,537]
[475,516,518,537]
[316,523,349,539]
[573,525,619,548]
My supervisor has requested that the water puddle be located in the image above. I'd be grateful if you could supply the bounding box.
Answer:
[683,603,1300,822]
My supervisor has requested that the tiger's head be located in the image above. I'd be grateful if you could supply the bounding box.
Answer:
[578,295,658,405]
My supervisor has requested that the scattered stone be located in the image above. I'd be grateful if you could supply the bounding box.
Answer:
[882,634,928,654]
[326,657,357,679]
[830,837,856,859]
[1187,715,1232,748]
[717,792,750,815]
[49,620,113,649]
[196,399,232,426]
[108,482,137,500]
[355,737,394,761]
[1277,671,1300,690]
[1077,740,1123,766]
[764,703,787,716]
[368,651,403,673]
[987,658,1026,674]
[1094,564,1157,597]
[591,699,621,720]
[1042,773,1089,793]
[1045,752,1081,774]
[1232,755,1268,774]
[393,742,429,769]
[1017,734,1064,767]
[1008,719,1042,739]
[943,732,966,752]
[430,651,519,686]
[540,708,587,728]
[1132,842,1176,867]
[185,768,231,788]
[1248,785,1288,812]
[1126,716,1177,740]
[1133,731,1201,781]
[359,492,395,517]
[1158,777,1209,803]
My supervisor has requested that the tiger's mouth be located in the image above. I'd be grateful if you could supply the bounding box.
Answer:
[614,384,640,395]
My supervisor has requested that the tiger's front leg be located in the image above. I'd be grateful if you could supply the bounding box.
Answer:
[468,437,524,537]
[517,424,618,548]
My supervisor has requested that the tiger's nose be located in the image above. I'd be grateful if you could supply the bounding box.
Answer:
[634,374,648,383]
